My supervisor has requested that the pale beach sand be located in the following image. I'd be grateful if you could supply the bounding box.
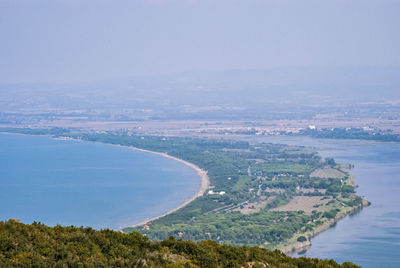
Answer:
[124,146,210,228]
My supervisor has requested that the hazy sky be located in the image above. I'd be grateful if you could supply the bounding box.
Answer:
[1,0,399,83]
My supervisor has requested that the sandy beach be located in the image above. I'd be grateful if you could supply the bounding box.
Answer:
[124,146,210,228]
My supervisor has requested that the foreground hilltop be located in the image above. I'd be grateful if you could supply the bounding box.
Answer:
[0,220,358,267]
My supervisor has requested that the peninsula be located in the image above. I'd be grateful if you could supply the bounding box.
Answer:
[73,133,368,253]
[0,128,369,254]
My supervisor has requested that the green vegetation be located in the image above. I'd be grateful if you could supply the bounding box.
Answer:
[70,133,365,250]
[145,211,310,246]
[297,127,400,142]
[323,209,339,219]
[0,220,360,267]
[297,236,307,242]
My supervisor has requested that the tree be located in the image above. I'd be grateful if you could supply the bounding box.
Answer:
[325,157,336,167]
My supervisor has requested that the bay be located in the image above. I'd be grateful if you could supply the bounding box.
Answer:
[0,133,200,230]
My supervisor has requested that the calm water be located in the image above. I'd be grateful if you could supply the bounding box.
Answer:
[248,136,400,268]
[0,133,200,230]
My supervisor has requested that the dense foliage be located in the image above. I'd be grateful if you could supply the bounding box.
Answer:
[0,220,360,267]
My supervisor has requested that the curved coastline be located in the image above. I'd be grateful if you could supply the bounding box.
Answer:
[43,135,212,229]
[53,136,210,229]
[122,146,210,228]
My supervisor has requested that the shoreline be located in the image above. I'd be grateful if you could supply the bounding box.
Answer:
[122,146,210,228]
[3,132,370,254]
[53,135,211,229]
[278,201,369,255]
[277,172,370,255]
[24,133,211,230]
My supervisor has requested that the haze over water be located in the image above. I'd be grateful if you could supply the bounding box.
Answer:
[0,133,200,230]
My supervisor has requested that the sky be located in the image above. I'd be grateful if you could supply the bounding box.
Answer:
[0,0,399,83]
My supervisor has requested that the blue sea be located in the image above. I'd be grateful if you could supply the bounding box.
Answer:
[0,133,200,230]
